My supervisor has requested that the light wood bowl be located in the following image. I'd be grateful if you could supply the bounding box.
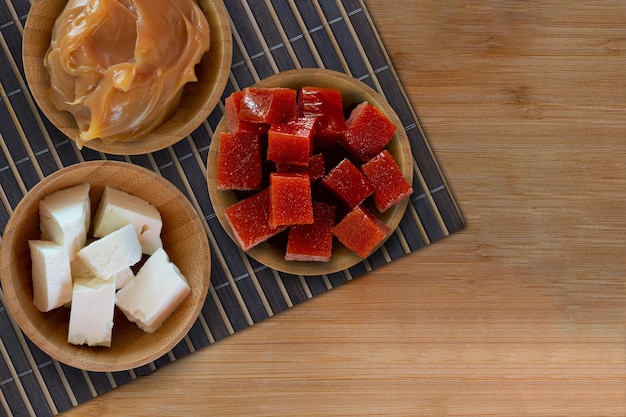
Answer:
[22,0,232,155]
[0,161,211,372]
[207,68,413,276]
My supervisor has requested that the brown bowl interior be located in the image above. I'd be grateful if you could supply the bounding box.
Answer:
[207,68,413,276]
[0,161,211,372]
[22,0,233,155]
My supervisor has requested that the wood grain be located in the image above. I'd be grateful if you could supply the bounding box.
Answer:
[61,1,626,415]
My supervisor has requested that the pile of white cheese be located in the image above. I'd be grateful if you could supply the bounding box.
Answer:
[28,183,191,347]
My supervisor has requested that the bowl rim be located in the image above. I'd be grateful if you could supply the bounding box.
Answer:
[22,0,233,155]
[0,161,211,372]
[207,68,414,276]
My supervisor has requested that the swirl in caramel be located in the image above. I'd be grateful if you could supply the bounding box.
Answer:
[44,0,210,147]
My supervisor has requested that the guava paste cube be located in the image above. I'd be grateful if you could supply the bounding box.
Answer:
[225,189,288,250]
[275,153,325,182]
[285,202,336,262]
[321,158,373,208]
[341,101,397,162]
[267,117,315,166]
[269,173,314,228]
[298,86,346,147]
[238,87,297,125]
[361,150,413,212]
[331,205,390,259]
[217,132,262,190]
[225,91,269,134]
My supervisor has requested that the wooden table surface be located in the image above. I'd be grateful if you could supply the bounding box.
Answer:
[63,1,626,415]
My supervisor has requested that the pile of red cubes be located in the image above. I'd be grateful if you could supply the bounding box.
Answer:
[217,85,413,261]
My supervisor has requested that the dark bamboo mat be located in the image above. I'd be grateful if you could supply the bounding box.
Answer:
[0,0,464,415]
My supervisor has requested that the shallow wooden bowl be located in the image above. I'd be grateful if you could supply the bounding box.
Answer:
[207,68,413,276]
[0,161,211,372]
[22,0,232,155]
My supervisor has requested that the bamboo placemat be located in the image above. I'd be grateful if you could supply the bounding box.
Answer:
[0,0,465,415]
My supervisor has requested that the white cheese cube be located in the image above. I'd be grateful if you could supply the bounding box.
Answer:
[115,248,190,333]
[68,274,115,347]
[72,257,134,291]
[29,240,72,312]
[39,183,90,261]
[114,267,135,290]
[92,186,163,255]
[77,224,142,281]
[70,256,97,281]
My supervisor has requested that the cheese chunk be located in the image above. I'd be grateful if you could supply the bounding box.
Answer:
[115,267,135,290]
[92,186,163,255]
[39,183,90,260]
[29,240,72,312]
[115,248,190,333]
[72,256,133,290]
[68,274,115,347]
[77,224,142,280]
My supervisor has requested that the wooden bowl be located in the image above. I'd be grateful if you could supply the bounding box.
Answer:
[0,161,211,372]
[207,68,413,276]
[22,0,232,155]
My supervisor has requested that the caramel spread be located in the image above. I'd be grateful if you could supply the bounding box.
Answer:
[44,0,210,147]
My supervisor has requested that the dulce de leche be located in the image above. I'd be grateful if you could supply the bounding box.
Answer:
[44,0,210,148]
